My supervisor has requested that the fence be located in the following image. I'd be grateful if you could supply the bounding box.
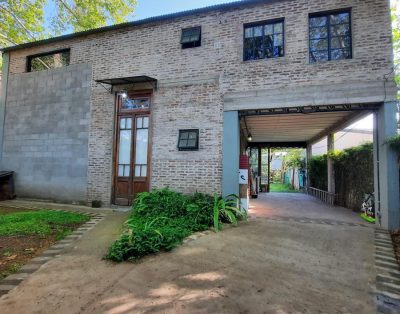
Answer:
[307,187,337,206]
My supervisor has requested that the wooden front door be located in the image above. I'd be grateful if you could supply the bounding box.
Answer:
[113,92,151,206]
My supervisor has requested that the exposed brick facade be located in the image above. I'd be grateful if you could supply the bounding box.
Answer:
[3,0,395,205]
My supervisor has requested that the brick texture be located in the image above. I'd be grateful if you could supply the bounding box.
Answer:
[4,0,394,205]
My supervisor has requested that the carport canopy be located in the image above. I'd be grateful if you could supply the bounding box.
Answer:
[240,103,380,145]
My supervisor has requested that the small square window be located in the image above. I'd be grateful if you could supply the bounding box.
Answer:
[181,27,201,49]
[27,49,70,72]
[178,129,199,151]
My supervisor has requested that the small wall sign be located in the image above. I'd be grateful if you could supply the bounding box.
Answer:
[239,169,248,185]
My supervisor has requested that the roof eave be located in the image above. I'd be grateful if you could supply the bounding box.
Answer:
[1,0,279,53]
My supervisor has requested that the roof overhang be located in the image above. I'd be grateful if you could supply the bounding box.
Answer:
[241,104,379,145]
[1,0,285,53]
[95,76,157,93]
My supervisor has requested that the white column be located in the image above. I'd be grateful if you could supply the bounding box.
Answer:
[327,133,335,194]
[222,111,240,197]
[374,102,400,230]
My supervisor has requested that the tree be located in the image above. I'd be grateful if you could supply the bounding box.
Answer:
[0,0,137,68]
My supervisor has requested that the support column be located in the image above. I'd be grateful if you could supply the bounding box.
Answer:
[222,111,240,197]
[327,133,335,194]
[374,102,400,230]
[0,52,10,161]
[306,144,312,188]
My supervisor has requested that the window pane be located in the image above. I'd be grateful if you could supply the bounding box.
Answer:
[188,132,197,139]
[274,22,283,34]
[187,139,196,147]
[254,36,263,59]
[143,117,149,128]
[244,38,254,60]
[331,49,351,60]
[310,39,328,51]
[180,132,189,139]
[331,36,351,49]
[141,165,147,177]
[122,98,150,110]
[135,129,148,166]
[331,24,350,37]
[264,24,273,35]
[135,165,141,177]
[244,27,253,38]
[330,13,349,25]
[254,26,263,37]
[310,16,328,27]
[29,50,70,72]
[118,130,131,166]
[181,27,201,43]
[310,50,329,63]
[126,118,132,129]
[179,139,188,147]
[310,27,328,39]
[274,34,283,47]
[118,165,124,177]
[120,118,126,130]
[124,165,130,177]
[136,117,143,129]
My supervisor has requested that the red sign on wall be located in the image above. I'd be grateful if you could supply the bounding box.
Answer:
[239,155,249,170]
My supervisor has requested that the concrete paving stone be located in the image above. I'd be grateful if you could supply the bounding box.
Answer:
[19,264,42,273]
[42,249,62,255]
[2,273,30,281]
[29,256,52,263]
[0,285,16,291]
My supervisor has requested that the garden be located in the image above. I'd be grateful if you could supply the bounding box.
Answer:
[0,206,89,279]
[106,189,245,262]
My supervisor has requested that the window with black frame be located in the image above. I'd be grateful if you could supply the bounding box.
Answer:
[244,20,284,61]
[181,26,201,49]
[27,49,70,72]
[178,129,199,151]
[309,11,352,63]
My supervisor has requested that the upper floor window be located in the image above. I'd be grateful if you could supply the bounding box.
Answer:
[244,20,284,61]
[181,26,201,49]
[309,10,352,63]
[27,49,70,72]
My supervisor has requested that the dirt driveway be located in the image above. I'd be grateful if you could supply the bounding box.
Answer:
[0,195,376,313]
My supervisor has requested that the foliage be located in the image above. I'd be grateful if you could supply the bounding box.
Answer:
[392,3,400,89]
[308,154,328,190]
[0,210,89,236]
[270,183,298,193]
[282,149,305,170]
[385,134,400,153]
[0,0,137,68]
[106,189,244,262]
[308,142,374,210]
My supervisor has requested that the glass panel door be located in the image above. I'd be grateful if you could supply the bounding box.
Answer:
[134,116,149,177]
[117,117,132,177]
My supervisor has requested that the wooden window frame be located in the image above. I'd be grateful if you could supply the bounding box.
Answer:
[309,9,352,63]
[26,48,71,72]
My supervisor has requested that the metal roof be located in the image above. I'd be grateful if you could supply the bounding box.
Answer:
[2,0,282,53]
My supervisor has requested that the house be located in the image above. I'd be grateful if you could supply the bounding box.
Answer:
[0,0,399,229]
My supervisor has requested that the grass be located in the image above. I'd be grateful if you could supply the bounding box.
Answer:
[0,210,89,237]
[270,183,299,193]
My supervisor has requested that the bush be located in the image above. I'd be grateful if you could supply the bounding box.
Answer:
[106,189,244,262]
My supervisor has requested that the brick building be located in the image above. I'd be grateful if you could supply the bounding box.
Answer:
[0,0,399,228]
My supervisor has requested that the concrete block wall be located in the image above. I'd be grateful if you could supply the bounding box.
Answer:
[2,64,91,202]
[3,0,395,205]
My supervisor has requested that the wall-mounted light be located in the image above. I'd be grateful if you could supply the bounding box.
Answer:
[120,90,128,99]
[247,133,253,142]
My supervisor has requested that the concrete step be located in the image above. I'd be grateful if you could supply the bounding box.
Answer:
[376,261,400,271]
[377,281,400,295]
[377,274,400,286]
[376,255,399,264]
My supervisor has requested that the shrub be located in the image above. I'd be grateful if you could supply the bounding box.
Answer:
[106,189,244,262]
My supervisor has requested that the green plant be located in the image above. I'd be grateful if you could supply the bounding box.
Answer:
[212,194,245,232]
[106,189,244,262]
[385,135,400,153]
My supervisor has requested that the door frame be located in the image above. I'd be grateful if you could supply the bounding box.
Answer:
[112,90,152,205]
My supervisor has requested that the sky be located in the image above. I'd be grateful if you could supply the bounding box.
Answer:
[133,0,234,20]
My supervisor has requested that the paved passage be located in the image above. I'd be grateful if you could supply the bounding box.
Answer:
[0,195,376,313]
